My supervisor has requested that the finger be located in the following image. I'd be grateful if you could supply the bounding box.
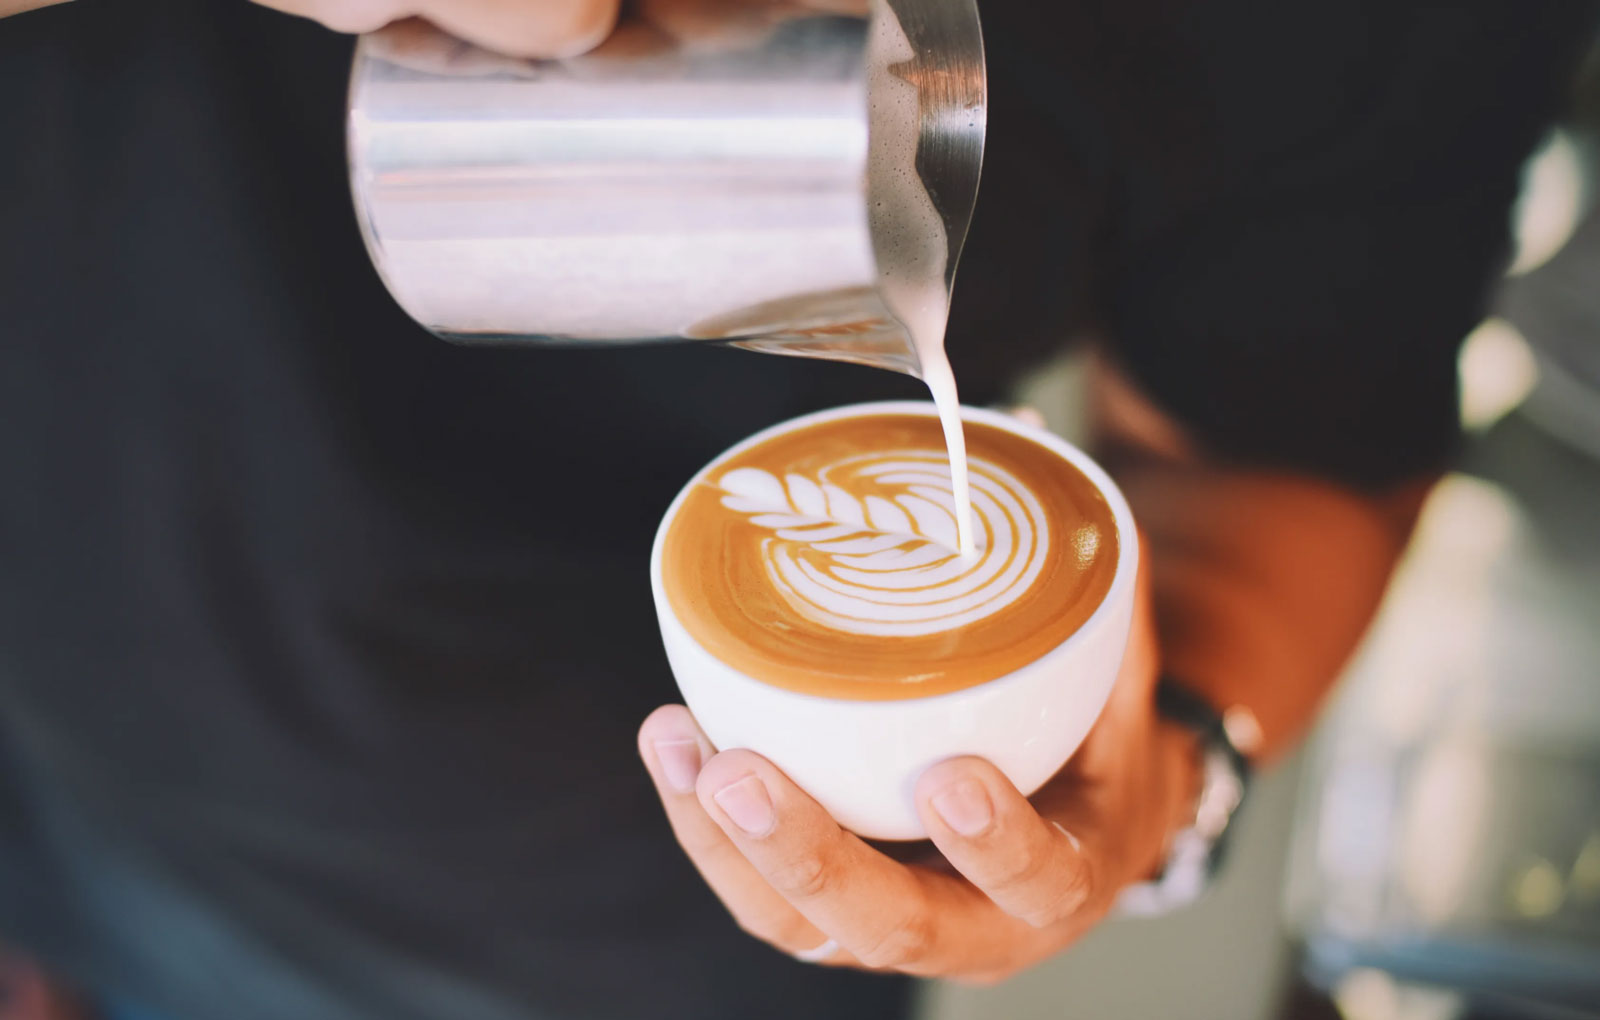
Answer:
[696,749,1018,975]
[637,708,845,962]
[2,0,73,16]
[1004,404,1048,429]
[411,0,621,57]
[254,0,406,34]
[360,17,545,77]
[916,757,1103,930]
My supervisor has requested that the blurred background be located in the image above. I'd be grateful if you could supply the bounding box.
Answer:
[3,8,1598,1020]
[921,32,1600,1020]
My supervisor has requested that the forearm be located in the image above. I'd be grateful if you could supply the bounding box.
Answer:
[1088,353,1434,762]
[1,0,68,17]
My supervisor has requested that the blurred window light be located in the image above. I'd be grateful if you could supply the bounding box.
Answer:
[1508,855,1566,919]
[1497,830,1600,918]
[1315,759,1399,932]
[1334,968,1464,1020]
[1506,129,1588,277]
[1571,829,1600,903]
[1363,476,1517,746]
[1399,743,1491,928]
[1336,968,1401,1020]
[1458,318,1538,430]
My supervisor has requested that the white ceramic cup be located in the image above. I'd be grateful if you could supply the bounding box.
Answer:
[650,401,1139,840]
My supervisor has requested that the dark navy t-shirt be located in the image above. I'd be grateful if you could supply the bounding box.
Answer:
[0,1,1590,1017]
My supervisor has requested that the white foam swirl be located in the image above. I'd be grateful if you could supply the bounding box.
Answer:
[716,450,1051,637]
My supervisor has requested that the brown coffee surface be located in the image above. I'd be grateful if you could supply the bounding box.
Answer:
[661,413,1118,700]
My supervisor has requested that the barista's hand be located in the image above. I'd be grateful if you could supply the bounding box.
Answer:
[252,0,621,57]
[637,566,1199,982]
[253,0,866,59]
[0,0,70,19]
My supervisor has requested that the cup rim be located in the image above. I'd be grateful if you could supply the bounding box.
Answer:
[650,400,1139,709]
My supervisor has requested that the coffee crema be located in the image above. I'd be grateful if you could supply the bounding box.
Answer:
[661,413,1118,700]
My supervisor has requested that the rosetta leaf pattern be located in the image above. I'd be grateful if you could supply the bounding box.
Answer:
[718,467,944,547]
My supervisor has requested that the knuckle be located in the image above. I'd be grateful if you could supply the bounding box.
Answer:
[731,909,799,948]
[770,914,823,952]
[854,906,935,970]
[766,852,833,900]
[1017,862,1095,929]
[986,845,1052,896]
[1018,894,1075,929]
[550,0,620,54]
[675,825,727,860]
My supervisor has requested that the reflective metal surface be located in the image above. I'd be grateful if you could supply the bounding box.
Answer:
[346,0,985,374]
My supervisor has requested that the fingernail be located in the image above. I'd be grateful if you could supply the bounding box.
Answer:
[654,739,702,793]
[713,775,775,836]
[931,779,993,836]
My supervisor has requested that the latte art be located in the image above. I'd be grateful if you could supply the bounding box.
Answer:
[717,451,1058,637]
[661,412,1119,700]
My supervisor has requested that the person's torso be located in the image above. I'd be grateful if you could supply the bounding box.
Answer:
[0,3,946,1016]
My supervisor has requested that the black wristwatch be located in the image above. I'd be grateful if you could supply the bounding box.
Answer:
[1115,677,1255,917]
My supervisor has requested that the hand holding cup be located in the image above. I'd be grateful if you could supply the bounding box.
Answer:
[638,565,1198,981]
[639,402,1196,979]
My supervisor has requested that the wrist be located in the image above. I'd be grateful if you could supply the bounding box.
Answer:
[1118,678,1255,915]
[1160,717,1205,832]
[1140,717,1204,882]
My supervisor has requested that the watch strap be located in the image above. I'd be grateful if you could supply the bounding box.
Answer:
[1115,676,1253,917]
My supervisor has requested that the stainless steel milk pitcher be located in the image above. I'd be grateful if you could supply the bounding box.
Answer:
[346,0,985,376]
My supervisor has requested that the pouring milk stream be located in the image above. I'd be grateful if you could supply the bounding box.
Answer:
[867,4,976,558]
[347,0,987,557]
